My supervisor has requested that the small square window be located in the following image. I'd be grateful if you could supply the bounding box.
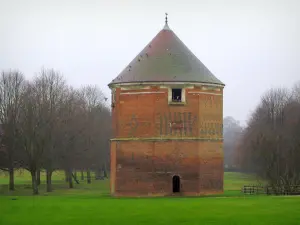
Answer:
[172,89,182,102]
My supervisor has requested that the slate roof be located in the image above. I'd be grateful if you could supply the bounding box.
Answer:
[109,21,224,86]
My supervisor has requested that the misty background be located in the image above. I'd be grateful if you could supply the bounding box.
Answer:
[1,0,300,125]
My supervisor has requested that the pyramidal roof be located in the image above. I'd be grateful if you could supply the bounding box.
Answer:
[109,16,224,87]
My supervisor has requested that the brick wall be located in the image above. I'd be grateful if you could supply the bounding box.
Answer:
[110,84,224,197]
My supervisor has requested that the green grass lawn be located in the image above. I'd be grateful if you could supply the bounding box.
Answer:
[0,171,299,225]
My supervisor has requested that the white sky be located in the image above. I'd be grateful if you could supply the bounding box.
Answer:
[1,0,299,125]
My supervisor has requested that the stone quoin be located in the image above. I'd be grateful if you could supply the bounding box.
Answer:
[108,14,225,197]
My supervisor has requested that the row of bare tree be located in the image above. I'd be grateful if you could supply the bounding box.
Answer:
[234,81,300,192]
[0,69,111,194]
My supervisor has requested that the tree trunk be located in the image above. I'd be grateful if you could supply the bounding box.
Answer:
[72,173,80,184]
[103,163,108,178]
[103,169,108,178]
[65,170,68,182]
[9,167,14,191]
[31,171,39,195]
[95,169,101,180]
[37,170,41,185]
[46,170,53,192]
[68,169,73,189]
[81,170,84,180]
[87,169,91,184]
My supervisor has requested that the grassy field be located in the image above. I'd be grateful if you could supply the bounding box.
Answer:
[0,171,299,225]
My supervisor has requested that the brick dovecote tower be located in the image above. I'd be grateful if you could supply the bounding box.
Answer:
[108,15,225,197]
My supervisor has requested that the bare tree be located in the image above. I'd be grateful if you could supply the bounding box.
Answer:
[33,68,67,192]
[57,87,85,188]
[0,68,111,194]
[79,85,109,182]
[292,81,300,102]
[18,81,42,194]
[0,70,25,190]
[235,86,300,193]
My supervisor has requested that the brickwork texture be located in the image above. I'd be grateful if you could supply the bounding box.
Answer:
[110,85,224,197]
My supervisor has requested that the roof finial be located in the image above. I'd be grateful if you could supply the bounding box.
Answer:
[163,13,171,30]
[165,13,168,24]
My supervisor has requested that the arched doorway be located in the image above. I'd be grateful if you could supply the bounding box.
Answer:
[172,175,180,193]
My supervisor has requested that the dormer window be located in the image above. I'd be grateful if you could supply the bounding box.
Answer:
[172,89,182,102]
[168,87,186,105]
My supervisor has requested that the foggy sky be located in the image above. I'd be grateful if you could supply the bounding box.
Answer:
[1,0,299,125]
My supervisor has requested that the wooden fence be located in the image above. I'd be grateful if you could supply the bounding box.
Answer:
[241,185,266,195]
[242,185,300,195]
